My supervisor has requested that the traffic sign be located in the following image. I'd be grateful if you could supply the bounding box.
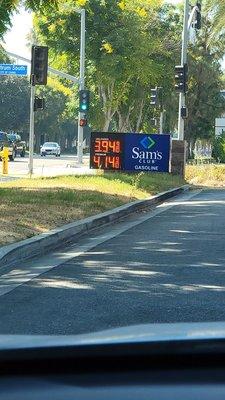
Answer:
[0,64,28,76]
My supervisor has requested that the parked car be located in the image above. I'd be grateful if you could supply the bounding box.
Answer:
[7,133,26,157]
[0,131,16,161]
[40,142,61,157]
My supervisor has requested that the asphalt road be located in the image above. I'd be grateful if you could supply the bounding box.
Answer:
[0,188,225,335]
[3,154,91,177]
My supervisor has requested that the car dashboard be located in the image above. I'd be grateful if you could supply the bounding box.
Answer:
[1,337,225,399]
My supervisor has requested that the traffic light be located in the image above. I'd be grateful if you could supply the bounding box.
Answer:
[181,106,188,119]
[174,64,188,93]
[34,97,45,111]
[79,90,90,112]
[150,118,157,126]
[31,45,48,86]
[150,87,158,106]
[195,3,201,30]
[80,117,87,127]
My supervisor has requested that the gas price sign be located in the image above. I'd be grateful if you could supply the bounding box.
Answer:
[90,132,171,173]
[90,133,124,170]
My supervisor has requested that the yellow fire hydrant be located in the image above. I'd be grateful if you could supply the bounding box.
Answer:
[0,147,9,175]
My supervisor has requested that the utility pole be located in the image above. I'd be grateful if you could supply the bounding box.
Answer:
[29,46,48,176]
[28,77,35,176]
[77,8,86,164]
[177,0,189,141]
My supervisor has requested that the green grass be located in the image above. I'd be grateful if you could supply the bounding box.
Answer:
[0,172,186,246]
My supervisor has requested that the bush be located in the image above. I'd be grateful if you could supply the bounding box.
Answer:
[212,132,225,162]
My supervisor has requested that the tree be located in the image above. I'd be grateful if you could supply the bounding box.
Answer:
[34,0,180,132]
[0,76,30,134]
[0,45,10,62]
[185,14,225,155]
[0,0,58,36]
[34,83,72,150]
[205,0,225,37]
[212,132,225,162]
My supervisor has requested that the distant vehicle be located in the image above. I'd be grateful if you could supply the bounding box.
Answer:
[40,142,61,157]
[0,131,16,161]
[7,133,26,158]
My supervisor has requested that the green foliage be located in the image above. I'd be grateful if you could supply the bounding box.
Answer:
[186,14,225,150]
[34,0,181,132]
[0,76,30,133]
[205,0,225,38]
[34,84,72,147]
[0,0,59,37]
[212,132,225,162]
[0,45,10,62]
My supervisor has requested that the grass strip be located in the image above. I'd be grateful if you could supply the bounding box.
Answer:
[0,172,185,246]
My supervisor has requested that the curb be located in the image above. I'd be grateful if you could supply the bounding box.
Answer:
[0,185,190,268]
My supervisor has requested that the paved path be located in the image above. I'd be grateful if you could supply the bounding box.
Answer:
[0,188,224,335]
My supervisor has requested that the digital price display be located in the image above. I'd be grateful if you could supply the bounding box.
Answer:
[90,133,124,170]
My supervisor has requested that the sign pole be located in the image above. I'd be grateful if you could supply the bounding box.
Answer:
[77,8,86,164]
[28,76,35,176]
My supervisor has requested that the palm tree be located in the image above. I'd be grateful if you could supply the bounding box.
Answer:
[206,0,225,36]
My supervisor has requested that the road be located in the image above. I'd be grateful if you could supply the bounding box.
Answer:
[0,188,225,335]
[1,154,92,177]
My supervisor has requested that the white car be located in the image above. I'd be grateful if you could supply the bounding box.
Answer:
[40,142,61,157]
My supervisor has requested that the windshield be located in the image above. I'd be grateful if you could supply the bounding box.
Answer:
[0,0,225,343]
[43,143,57,147]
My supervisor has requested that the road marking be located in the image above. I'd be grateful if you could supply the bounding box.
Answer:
[0,190,201,297]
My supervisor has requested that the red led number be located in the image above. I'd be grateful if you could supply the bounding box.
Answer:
[93,155,101,168]
[108,140,121,153]
[94,140,101,152]
[94,139,121,154]
[105,156,120,169]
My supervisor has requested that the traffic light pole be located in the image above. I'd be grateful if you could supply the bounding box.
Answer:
[177,0,189,141]
[77,8,86,164]
[28,77,35,176]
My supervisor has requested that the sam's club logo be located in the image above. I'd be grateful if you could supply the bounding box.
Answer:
[131,135,163,165]
[140,136,156,150]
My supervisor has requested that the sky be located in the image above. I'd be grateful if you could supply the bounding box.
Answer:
[2,7,32,58]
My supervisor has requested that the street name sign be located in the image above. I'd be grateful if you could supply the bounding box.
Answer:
[90,132,171,173]
[0,64,28,76]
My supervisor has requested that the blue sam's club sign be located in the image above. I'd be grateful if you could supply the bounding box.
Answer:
[0,64,28,76]
[90,132,171,173]
[124,133,171,173]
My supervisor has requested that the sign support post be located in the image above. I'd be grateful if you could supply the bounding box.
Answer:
[28,76,35,177]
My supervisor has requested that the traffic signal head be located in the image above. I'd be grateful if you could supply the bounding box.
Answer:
[150,118,157,126]
[195,3,201,30]
[174,64,188,93]
[150,87,158,106]
[181,106,188,119]
[80,117,87,127]
[34,97,45,111]
[79,90,90,113]
[31,45,48,86]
